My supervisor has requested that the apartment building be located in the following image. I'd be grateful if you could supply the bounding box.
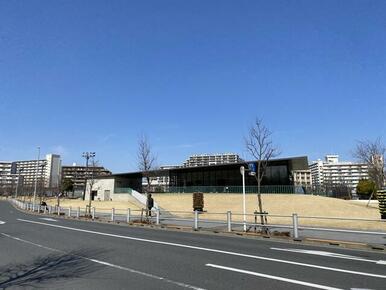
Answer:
[0,161,14,175]
[0,154,62,191]
[183,153,242,167]
[309,155,368,191]
[14,154,62,188]
[292,169,312,187]
[0,162,18,192]
[61,164,111,191]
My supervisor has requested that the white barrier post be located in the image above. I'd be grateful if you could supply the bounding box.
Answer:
[127,208,131,223]
[227,211,232,232]
[77,207,80,219]
[92,207,95,220]
[194,210,199,230]
[292,213,299,239]
[111,208,115,222]
[68,207,72,217]
[156,209,160,225]
[57,206,60,216]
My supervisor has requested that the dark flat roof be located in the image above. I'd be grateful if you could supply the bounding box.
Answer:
[99,156,308,179]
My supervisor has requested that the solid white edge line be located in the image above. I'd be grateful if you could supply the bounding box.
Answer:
[16,218,386,279]
[1,232,205,290]
[205,264,343,290]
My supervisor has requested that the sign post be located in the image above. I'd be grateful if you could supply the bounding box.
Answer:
[240,166,247,232]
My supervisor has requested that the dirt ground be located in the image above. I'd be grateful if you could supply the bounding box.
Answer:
[152,193,386,231]
[15,194,385,231]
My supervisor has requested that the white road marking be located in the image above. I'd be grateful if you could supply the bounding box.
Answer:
[271,247,386,265]
[0,232,205,290]
[0,221,5,225]
[39,218,58,222]
[206,264,343,290]
[17,218,386,279]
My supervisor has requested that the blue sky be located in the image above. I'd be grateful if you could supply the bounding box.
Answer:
[0,0,385,172]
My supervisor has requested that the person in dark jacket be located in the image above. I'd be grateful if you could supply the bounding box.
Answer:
[146,194,154,216]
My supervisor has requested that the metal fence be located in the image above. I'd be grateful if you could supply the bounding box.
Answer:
[166,185,306,194]
[10,199,386,244]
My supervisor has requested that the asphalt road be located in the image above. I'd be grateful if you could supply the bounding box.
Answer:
[0,201,385,290]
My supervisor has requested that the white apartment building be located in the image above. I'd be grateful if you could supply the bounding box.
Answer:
[44,154,61,188]
[11,154,62,188]
[309,155,368,192]
[0,161,14,175]
[183,153,242,167]
[0,161,18,190]
[0,154,61,194]
[292,169,312,187]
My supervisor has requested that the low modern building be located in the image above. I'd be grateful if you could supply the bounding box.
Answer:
[86,156,309,201]
[309,155,368,192]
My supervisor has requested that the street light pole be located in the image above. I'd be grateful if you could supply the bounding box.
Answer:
[240,166,247,232]
[33,146,41,205]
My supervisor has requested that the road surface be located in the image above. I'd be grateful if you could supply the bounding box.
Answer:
[0,201,385,289]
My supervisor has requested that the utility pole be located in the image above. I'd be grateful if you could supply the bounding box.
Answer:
[33,146,41,205]
[82,152,95,201]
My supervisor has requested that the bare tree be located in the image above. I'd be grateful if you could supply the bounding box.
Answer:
[137,135,157,193]
[245,118,280,224]
[87,159,100,214]
[353,138,385,202]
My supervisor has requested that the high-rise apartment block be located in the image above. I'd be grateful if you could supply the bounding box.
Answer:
[0,154,62,193]
[183,153,242,167]
[309,155,368,191]
[14,154,62,188]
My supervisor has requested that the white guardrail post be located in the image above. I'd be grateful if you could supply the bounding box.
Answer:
[127,208,131,223]
[292,213,299,239]
[156,209,160,225]
[77,207,80,219]
[194,210,199,230]
[68,207,72,217]
[92,207,95,220]
[57,206,60,216]
[111,208,115,222]
[227,211,232,232]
